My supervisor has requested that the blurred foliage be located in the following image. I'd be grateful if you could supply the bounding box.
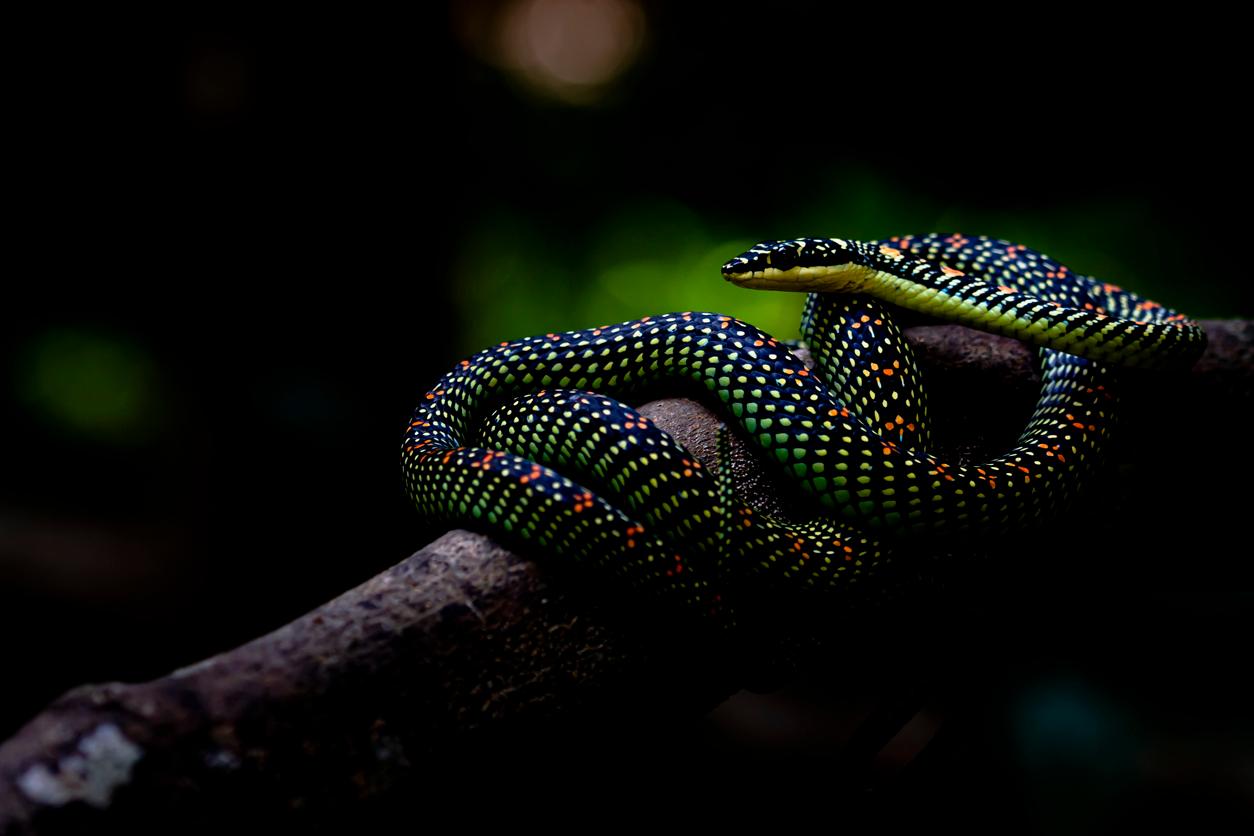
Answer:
[452,163,1226,356]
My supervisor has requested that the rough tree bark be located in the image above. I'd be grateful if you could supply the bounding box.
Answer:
[1,321,1250,834]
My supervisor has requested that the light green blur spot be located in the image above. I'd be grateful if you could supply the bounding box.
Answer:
[453,201,801,355]
[16,329,158,442]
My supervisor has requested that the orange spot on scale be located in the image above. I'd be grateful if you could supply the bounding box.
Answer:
[879,246,904,259]
[753,339,764,347]
[941,265,965,277]
[998,285,1015,294]
[882,368,894,376]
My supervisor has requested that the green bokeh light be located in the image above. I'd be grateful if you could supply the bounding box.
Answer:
[16,329,159,443]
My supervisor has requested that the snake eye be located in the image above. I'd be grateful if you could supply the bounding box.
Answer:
[769,245,799,271]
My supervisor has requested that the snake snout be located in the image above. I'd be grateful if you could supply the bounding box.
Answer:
[722,239,800,282]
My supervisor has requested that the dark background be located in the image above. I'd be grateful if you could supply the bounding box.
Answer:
[4,4,1251,830]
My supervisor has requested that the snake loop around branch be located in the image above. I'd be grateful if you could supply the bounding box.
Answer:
[402,234,1204,622]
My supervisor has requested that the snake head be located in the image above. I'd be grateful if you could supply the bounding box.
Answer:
[722,238,873,291]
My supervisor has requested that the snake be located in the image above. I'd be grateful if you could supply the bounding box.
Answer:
[401,234,1205,623]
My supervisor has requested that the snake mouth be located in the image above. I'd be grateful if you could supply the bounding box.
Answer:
[723,264,824,290]
[723,263,877,293]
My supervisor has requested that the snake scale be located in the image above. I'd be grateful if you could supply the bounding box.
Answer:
[402,234,1205,623]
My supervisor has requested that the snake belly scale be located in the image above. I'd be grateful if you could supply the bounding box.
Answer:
[402,234,1204,621]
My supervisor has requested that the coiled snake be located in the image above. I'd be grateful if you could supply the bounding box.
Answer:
[402,234,1204,623]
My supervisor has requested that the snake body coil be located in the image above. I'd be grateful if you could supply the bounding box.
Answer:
[402,235,1204,620]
